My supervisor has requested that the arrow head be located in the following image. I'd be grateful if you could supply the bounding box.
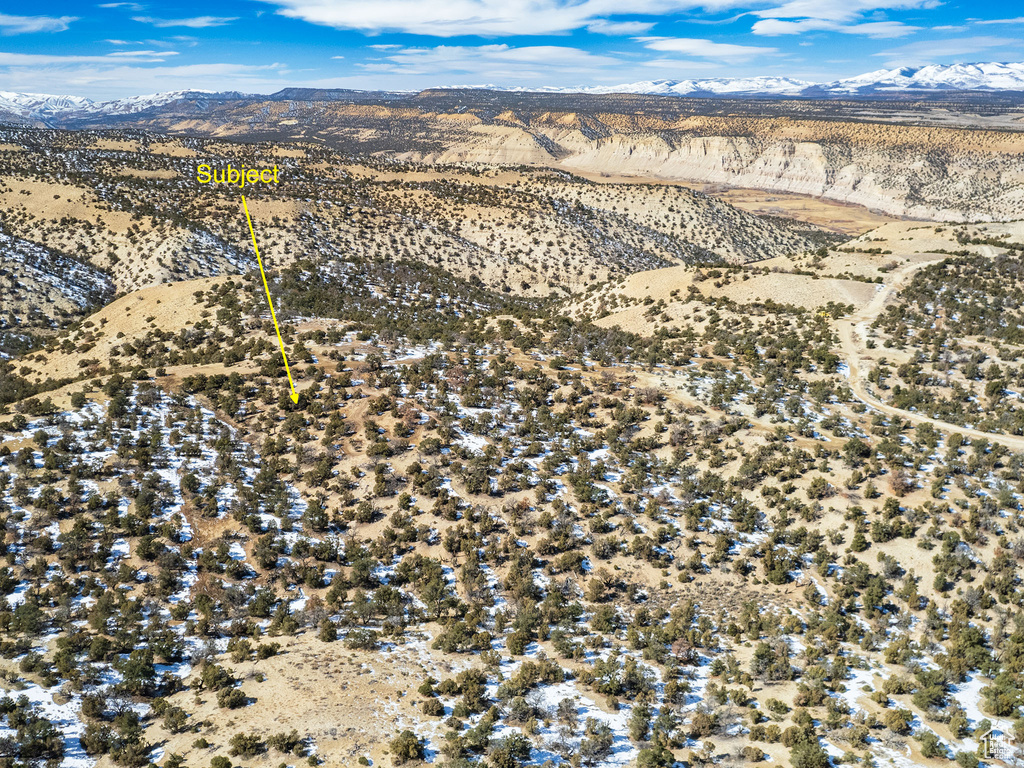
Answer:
[290,392,299,404]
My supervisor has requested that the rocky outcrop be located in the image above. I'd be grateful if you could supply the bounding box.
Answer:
[75,94,1024,222]
[409,121,1024,222]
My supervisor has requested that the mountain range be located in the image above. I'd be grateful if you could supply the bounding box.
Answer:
[544,62,1024,97]
[2,62,1024,124]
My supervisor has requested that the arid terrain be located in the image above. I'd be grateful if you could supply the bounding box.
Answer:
[0,126,833,351]
[50,90,1024,223]
[3,99,1024,768]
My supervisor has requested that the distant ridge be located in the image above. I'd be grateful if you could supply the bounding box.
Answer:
[0,89,249,122]
[2,62,1024,124]
[268,87,410,102]
[447,62,1024,97]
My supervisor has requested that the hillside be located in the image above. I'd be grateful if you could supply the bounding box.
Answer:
[0,231,113,346]
[38,90,1024,223]
[0,125,830,356]
[5,109,1024,768]
[6,214,1024,768]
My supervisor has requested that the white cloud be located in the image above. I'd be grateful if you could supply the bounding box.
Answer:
[748,0,940,39]
[687,13,753,26]
[103,37,192,48]
[0,13,76,35]
[586,20,655,35]
[753,18,918,37]
[344,42,761,89]
[98,2,145,10]
[973,17,1024,25]
[105,49,179,58]
[132,16,237,28]
[637,36,778,59]
[874,35,1018,65]
[253,0,951,40]
[640,58,725,70]
[253,0,752,37]
[361,43,623,76]
[0,61,288,99]
[0,50,177,64]
[753,0,940,24]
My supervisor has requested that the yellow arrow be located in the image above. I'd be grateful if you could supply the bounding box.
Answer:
[242,194,299,404]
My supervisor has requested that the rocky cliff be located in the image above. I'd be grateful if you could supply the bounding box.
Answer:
[401,116,1024,222]
[65,92,1024,222]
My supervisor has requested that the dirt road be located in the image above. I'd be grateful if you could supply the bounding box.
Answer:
[835,252,1024,452]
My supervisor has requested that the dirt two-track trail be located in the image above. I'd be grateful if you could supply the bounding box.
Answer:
[835,249,1024,453]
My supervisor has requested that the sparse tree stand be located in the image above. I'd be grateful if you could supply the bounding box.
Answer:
[3,119,1024,768]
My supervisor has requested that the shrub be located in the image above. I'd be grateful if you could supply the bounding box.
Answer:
[637,745,674,767]
[742,746,764,762]
[422,698,445,717]
[256,642,281,660]
[345,628,380,650]
[217,688,248,709]
[267,730,303,754]
[789,741,828,768]
[319,620,338,642]
[80,694,106,720]
[506,630,530,656]
[228,733,266,758]
[882,708,913,736]
[489,734,531,767]
[388,730,426,765]
[200,663,237,691]
[689,711,718,738]
[81,722,112,755]
[163,706,188,734]
[917,731,946,759]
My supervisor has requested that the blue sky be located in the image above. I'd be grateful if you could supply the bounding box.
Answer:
[0,1,1022,99]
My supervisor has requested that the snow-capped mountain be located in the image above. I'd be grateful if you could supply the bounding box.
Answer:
[468,76,814,96]
[0,91,93,120]
[825,62,1024,94]
[0,89,246,122]
[80,90,218,115]
[449,62,1024,98]
[2,62,1024,123]
[597,77,813,96]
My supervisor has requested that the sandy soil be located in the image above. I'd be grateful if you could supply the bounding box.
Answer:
[89,138,141,152]
[835,249,1024,453]
[569,171,898,236]
[719,272,877,307]
[574,263,877,335]
[117,168,177,179]
[0,177,131,230]
[139,632,455,768]
[150,140,197,157]
[680,183,898,235]
[19,276,230,382]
